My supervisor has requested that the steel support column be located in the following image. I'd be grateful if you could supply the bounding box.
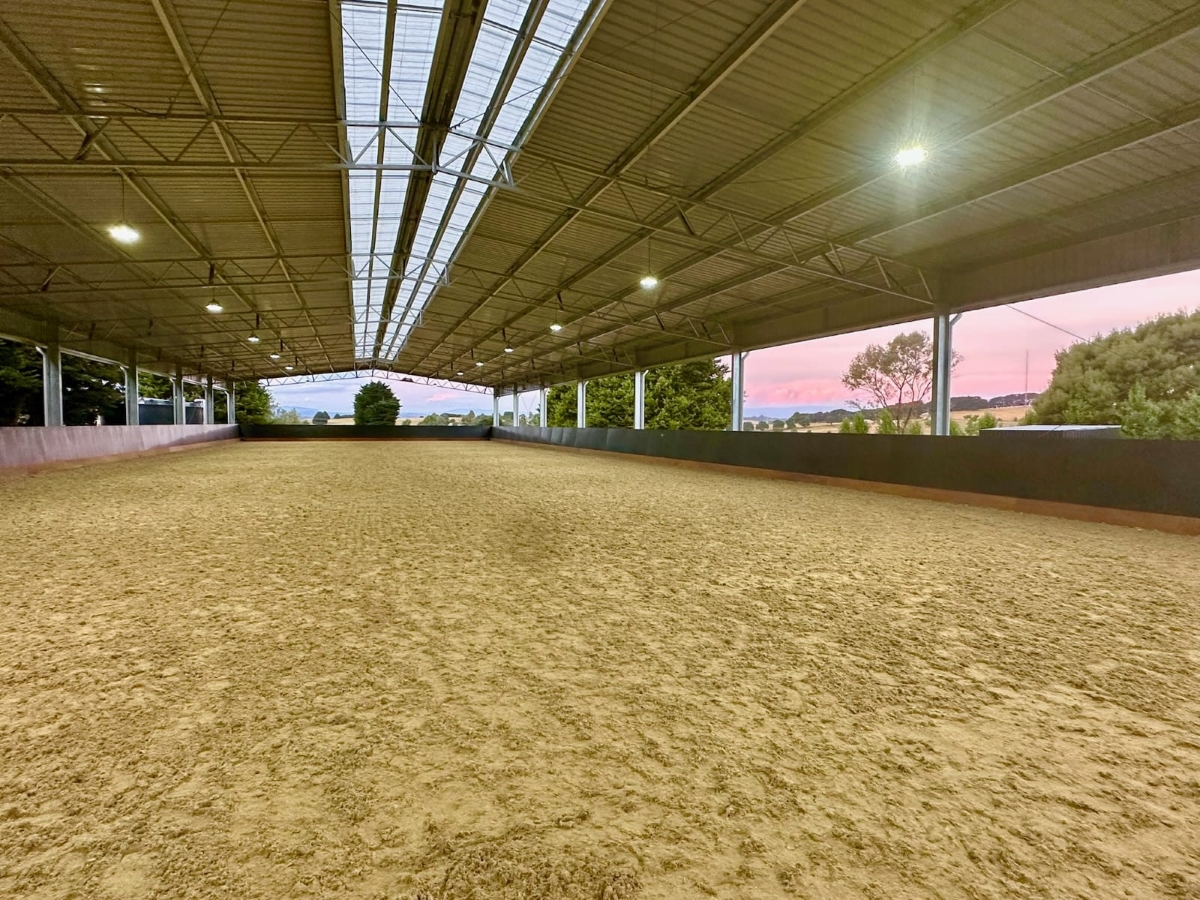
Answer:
[492,388,500,426]
[931,310,961,436]
[730,352,746,431]
[172,363,185,425]
[539,387,547,427]
[204,375,215,425]
[576,380,587,428]
[124,351,139,426]
[40,342,63,426]
[226,383,236,425]
[512,388,520,427]
[633,370,645,429]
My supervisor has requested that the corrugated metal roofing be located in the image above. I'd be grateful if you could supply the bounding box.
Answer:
[394,0,1200,389]
[3,0,1200,387]
[0,0,352,376]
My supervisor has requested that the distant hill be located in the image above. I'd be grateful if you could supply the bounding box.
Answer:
[746,392,1040,422]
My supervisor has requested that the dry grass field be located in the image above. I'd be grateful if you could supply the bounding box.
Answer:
[1,441,1198,899]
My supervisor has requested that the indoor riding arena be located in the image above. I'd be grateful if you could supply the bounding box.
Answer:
[3,0,1200,898]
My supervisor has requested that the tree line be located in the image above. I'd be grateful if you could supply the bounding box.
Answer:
[1028,308,1200,439]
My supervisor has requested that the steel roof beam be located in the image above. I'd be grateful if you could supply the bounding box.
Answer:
[412,264,780,378]
[371,0,490,358]
[753,1,1200,232]
[497,186,930,304]
[0,16,292,375]
[328,0,355,369]
[835,97,1200,251]
[413,0,1007,369]
[0,177,256,357]
[463,5,1200,370]
[914,164,1200,270]
[149,0,335,373]
[407,0,811,369]
[0,107,423,128]
[264,368,491,393]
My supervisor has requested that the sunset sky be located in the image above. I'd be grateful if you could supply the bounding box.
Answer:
[272,269,1200,417]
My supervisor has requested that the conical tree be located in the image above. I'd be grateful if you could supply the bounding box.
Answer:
[353,380,401,425]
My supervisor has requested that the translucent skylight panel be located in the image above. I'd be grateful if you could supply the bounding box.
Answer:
[451,23,519,135]
[339,0,595,361]
[341,1,442,358]
[484,0,529,33]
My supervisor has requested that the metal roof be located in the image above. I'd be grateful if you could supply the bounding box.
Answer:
[0,0,354,378]
[3,0,1200,388]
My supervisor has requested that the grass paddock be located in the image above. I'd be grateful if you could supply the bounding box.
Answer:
[1,441,1198,899]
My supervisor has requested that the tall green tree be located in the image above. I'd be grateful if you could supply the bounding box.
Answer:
[0,339,43,425]
[838,412,870,434]
[139,373,173,400]
[235,380,274,424]
[62,357,125,425]
[544,359,731,429]
[353,380,401,425]
[1119,382,1200,439]
[843,330,957,429]
[1031,309,1200,437]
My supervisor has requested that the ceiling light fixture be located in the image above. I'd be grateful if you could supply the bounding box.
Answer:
[108,223,140,244]
[456,371,464,377]
[476,361,484,367]
[550,292,564,331]
[639,274,659,290]
[109,177,139,244]
[270,338,283,360]
[248,312,261,343]
[503,328,513,353]
[895,146,927,167]
[204,263,223,312]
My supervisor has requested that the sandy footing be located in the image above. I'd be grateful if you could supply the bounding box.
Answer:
[1,441,1197,899]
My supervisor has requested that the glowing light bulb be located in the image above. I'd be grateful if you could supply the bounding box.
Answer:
[895,146,927,167]
[247,333,260,343]
[549,322,562,332]
[205,301,223,314]
[639,275,659,290]
[108,223,140,244]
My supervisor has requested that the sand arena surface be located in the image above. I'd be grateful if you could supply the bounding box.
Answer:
[1,441,1199,899]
